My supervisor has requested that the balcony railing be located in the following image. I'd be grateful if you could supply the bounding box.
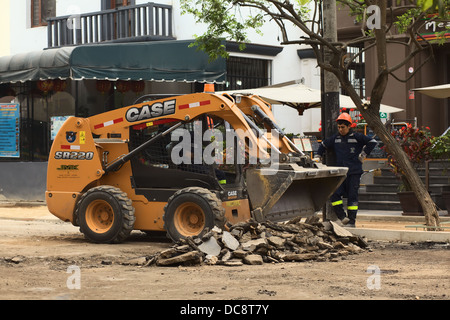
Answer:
[387,0,416,8]
[47,2,174,48]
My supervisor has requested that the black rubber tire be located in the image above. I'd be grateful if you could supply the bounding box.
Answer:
[75,186,135,244]
[163,187,226,242]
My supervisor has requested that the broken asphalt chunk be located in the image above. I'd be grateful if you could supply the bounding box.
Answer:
[143,217,367,267]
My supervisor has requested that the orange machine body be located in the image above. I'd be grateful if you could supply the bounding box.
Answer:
[46,92,348,241]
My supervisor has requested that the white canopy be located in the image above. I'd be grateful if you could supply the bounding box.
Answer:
[412,84,450,99]
[220,84,322,105]
[339,95,404,114]
[219,83,404,114]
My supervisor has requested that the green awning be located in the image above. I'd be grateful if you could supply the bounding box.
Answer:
[0,40,226,84]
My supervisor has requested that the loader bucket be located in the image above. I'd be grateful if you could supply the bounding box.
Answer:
[245,164,348,222]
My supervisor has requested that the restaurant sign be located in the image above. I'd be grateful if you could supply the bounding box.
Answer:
[0,103,20,158]
[418,17,450,42]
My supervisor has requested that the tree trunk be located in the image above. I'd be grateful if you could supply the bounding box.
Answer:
[362,107,441,228]
[352,0,440,228]
[339,69,440,227]
[321,0,340,222]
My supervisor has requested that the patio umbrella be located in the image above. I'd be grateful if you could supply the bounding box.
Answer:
[219,83,404,114]
[412,84,450,99]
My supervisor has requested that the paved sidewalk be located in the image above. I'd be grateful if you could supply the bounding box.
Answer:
[1,201,446,221]
[0,201,449,242]
[326,209,450,242]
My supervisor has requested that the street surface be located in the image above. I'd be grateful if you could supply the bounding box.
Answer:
[0,206,448,300]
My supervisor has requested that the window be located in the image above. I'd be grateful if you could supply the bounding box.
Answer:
[0,81,75,162]
[31,0,56,27]
[218,56,271,91]
[342,45,365,98]
[129,115,241,189]
[113,0,133,8]
[101,0,135,10]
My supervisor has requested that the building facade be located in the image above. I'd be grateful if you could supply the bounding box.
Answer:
[0,0,321,200]
[4,2,445,202]
[336,2,450,137]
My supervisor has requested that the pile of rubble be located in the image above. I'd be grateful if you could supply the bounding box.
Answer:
[143,217,369,267]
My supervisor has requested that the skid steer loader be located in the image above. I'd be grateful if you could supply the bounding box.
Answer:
[46,87,348,243]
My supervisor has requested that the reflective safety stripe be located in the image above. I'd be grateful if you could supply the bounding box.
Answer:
[332,200,343,206]
[348,206,358,210]
[219,180,227,185]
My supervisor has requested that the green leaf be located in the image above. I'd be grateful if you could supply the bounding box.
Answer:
[419,0,434,11]
[297,0,311,5]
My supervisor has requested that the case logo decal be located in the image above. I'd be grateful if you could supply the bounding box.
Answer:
[126,100,176,122]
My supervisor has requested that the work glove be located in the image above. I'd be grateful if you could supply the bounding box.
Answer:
[358,151,367,163]
[313,155,322,163]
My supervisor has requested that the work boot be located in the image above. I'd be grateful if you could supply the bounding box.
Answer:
[345,223,356,228]
[341,217,350,225]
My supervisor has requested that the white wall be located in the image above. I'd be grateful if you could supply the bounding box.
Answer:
[0,0,11,57]
[6,0,102,55]
[299,58,322,134]
[2,0,320,134]
[55,0,100,16]
[8,0,47,54]
[159,0,312,134]
[270,57,322,135]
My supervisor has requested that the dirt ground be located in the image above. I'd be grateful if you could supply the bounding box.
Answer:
[0,206,449,302]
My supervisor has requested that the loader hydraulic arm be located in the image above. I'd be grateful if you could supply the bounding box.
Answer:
[239,109,281,155]
[104,121,185,173]
[250,105,305,157]
[251,105,286,138]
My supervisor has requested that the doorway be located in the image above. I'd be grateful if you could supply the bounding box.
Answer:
[102,0,135,10]
[101,0,136,40]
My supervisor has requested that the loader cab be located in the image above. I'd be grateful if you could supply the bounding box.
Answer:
[128,114,245,201]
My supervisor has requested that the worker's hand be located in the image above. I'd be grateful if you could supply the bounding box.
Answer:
[358,151,367,163]
[313,156,322,163]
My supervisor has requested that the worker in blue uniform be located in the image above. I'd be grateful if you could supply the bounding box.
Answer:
[316,113,377,227]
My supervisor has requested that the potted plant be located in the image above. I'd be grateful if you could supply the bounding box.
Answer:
[385,124,434,215]
[430,130,450,159]
[430,130,450,213]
